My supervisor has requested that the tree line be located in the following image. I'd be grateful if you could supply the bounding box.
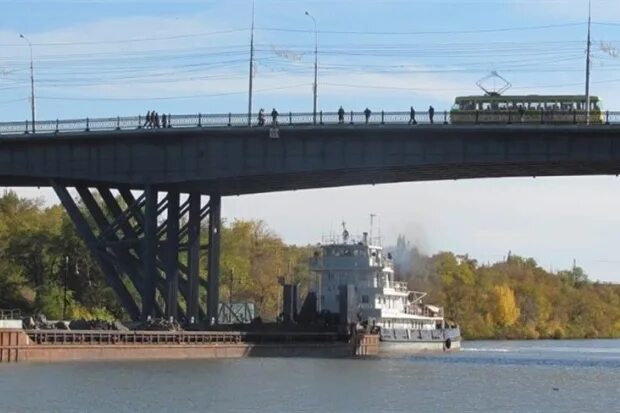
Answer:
[393,235,620,339]
[2,190,620,339]
[0,191,311,322]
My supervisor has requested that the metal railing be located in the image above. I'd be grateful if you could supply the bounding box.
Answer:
[1,110,619,137]
[25,329,344,346]
[0,309,21,320]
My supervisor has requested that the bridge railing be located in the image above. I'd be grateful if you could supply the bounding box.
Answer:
[4,110,620,136]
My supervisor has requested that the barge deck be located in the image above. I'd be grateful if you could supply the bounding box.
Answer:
[0,329,379,363]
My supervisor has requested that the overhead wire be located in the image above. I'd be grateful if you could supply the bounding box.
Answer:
[2,20,615,101]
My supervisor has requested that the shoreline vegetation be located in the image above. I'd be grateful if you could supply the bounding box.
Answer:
[1,190,619,340]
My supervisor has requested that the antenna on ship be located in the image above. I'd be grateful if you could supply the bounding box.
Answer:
[342,221,349,243]
[369,213,376,245]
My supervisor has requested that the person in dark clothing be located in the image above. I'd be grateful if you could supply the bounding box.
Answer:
[409,106,417,125]
[518,105,525,123]
[364,107,371,124]
[168,113,172,128]
[428,106,435,124]
[153,111,160,128]
[338,106,345,124]
[271,108,279,126]
[258,109,265,126]
[144,111,151,128]
[161,113,167,128]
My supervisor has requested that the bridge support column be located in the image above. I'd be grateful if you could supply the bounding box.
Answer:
[142,185,158,320]
[52,184,217,323]
[52,183,141,320]
[186,192,202,323]
[207,194,222,326]
[165,191,180,320]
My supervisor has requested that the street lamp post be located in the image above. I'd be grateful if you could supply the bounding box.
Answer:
[63,256,69,320]
[305,11,318,125]
[19,34,36,134]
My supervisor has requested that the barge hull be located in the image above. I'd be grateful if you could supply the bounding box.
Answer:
[0,329,379,363]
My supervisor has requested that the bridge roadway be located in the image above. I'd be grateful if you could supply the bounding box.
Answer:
[3,113,620,324]
[1,122,620,194]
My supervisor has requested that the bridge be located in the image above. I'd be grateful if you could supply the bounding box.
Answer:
[2,110,620,325]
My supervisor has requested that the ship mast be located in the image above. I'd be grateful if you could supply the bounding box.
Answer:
[370,214,376,245]
[585,0,592,125]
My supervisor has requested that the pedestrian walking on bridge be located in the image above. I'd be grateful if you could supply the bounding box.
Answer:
[271,108,279,126]
[338,106,345,124]
[409,106,417,125]
[258,109,265,126]
[364,107,371,124]
[428,106,435,124]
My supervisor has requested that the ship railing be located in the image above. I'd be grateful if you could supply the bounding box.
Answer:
[0,309,21,320]
[24,330,346,346]
[391,281,409,292]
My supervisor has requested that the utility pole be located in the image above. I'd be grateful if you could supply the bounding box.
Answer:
[19,34,35,133]
[305,11,318,125]
[247,0,255,126]
[585,0,592,125]
[63,256,69,320]
[229,268,234,305]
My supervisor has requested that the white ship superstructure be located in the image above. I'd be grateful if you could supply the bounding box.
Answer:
[311,227,460,353]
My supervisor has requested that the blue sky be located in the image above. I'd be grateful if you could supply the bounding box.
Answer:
[3,0,620,281]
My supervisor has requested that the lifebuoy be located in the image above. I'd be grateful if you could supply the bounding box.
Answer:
[444,338,452,351]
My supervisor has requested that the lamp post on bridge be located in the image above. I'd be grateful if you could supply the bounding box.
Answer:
[305,11,318,125]
[19,34,36,134]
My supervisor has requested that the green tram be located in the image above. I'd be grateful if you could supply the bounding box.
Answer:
[450,95,604,124]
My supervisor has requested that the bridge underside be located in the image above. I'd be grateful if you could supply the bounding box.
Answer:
[52,182,221,323]
[7,160,617,196]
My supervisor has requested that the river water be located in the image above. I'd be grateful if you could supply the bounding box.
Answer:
[1,339,619,413]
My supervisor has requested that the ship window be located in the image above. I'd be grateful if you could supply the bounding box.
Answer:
[362,295,369,304]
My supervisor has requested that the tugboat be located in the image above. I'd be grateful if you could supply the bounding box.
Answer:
[310,223,461,353]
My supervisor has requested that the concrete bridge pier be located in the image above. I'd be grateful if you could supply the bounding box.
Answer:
[52,182,221,325]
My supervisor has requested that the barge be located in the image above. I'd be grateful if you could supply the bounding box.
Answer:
[0,328,378,363]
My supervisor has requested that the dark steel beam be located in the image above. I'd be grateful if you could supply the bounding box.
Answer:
[76,186,167,318]
[142,185,158,320]
[165,190,180,319]
[207,194,222,326]
[97,187,140,241]
[99,186,183,318]
[53,183,141,320]
[119,189,145,233]
[186,192,201,322]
